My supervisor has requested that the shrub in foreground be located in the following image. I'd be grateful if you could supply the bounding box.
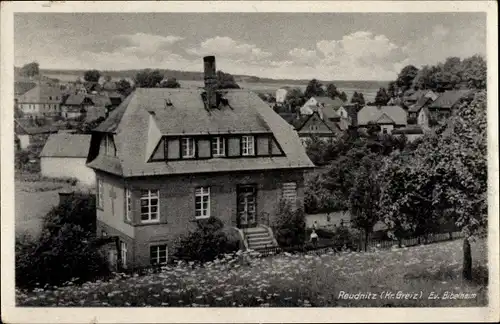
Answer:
[172,217,239,263]
[15,194,109,289]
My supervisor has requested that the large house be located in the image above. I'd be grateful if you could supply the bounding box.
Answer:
[427,90,473,125]
[86,56,315,269]
[294,111,343,145]
[357,105,407,134]
[300,96,345,116]
[16,82,63,117]
[403,89,438,108]
[40,133,94,185]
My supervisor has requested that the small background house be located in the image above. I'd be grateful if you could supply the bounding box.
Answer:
[40,134,94,185]
[357,105,407,134]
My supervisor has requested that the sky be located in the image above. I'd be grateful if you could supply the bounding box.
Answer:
[14,13,486,81]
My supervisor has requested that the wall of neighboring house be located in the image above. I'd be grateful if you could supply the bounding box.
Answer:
[18,134,31,150]
[96,169,306,268]
[298,114,333,135]
[417,109,429,129]
[379,124,394,134]
[406,133,424,142]
[275,89,288,103]
[40,157,96,185]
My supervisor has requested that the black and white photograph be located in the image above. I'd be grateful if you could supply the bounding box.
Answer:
[1,1,498,323]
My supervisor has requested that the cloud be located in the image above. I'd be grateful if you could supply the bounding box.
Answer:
[187,36,272,62]
[288,48,318,65]
[402,24,486,67]
[282,31,407,80]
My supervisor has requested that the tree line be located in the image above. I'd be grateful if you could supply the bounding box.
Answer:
[304,90,486,280]
[370,55,486,106]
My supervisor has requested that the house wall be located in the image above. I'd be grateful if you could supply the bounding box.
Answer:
[300,98,318,115]
[18,134,31,150]
[95,169,306,268]
[275,89,288,104]
[417,109,429,129]
[298,114,333,134]
[380,124,394,134]
[40,157,96,185]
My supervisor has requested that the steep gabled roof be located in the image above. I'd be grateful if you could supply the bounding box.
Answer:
[63,94,93,106]
[14,82,37,96]
[40,134,91,158]
[429,90,473,109]
[408,96,433,113]
[311,96,345,108]
[88,88,314,177]
[357,105,407,126]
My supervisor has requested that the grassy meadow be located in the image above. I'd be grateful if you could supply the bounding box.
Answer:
[16,239,487,307]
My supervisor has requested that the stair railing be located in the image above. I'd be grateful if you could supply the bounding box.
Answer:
[230,226,249,251]
[258,223,279,247]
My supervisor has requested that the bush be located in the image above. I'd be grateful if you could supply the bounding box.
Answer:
[15,150,30,169]
[332,226,362,251]
[15,194,109,289]
[172,217,239,264]
[273,199,306,248]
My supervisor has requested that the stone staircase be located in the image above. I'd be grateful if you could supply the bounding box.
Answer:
[242,226,278,251]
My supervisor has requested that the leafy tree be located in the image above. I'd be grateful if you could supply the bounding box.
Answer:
[351,91,365,105]
[339,91,348,102]
[379,91,487,280]
[104,75,112,82]
[84,70,101,83]
[349,155,382,251]
[326,83,340,99]
[304,79,326,99]
[160,77,181,88]
[304,136,328,165]
[116,78,133,96]
[216,71,240,89]
[395,65,419,93]
[20,62,40,77]
[374,87,390,105]
[461,55,487,89]
[285,88,306,111]
[135,69,164,88]
[16,194,109,288]
[387,81,397,98]
[304,174,342,214]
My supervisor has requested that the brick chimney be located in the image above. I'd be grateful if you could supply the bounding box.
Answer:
[203,56,217,108]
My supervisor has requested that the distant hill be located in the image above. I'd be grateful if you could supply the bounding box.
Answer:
[15,67,388,88]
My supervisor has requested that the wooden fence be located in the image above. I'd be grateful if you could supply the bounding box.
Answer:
[257,231,464,257]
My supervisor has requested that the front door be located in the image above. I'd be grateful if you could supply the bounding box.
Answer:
[237,185,257,228]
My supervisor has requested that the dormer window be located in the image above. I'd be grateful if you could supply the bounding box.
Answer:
[241,136,255,156]
[181,138,195,158]
[211,137,225,157]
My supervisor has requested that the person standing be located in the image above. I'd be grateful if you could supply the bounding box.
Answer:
[310,229,318,248]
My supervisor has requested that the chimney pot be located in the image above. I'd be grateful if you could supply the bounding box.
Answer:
[203,56,217,108]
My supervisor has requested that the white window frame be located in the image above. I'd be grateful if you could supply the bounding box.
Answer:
[241,135,255,156]
[195,187,210,219]
[125,188,132,222]
[104,135,115,156]
[120,241,127,268]
[140,189,160,223]
[211,137,225,157]
[150,244,168,265]
[181,138,195,158]
[97,179,104,209]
